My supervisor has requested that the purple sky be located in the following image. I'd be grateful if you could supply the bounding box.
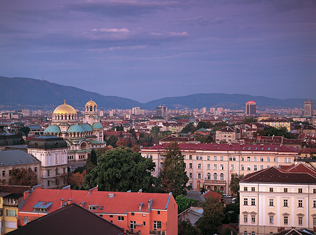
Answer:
[1,0,316,103]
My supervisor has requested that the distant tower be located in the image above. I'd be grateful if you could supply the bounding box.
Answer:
[156,105,168,120]
[245,100,256,115]
[304,100,313,117]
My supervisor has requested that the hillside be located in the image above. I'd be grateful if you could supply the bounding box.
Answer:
[0,76,313,110]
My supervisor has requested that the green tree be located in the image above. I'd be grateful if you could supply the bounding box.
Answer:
[241,117,256,124]
[197,196,224,235]
[10,167,38,186]
[84,146,156,192]
[106,135,118,147]
[180,123,195,133]
[229,174,243,196]
[223,203,240,224]
[175,195,197,213]
[178,219,201,235]
[19,127,30,137]
[159,142,189,197]
[150,126,160,137]
[221,227,237,235]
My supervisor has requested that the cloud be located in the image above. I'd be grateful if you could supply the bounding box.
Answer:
[169,32,188,37]
[92,28,130,33]
[172,16,227,26]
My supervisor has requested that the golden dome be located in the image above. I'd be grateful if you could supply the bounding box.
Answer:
[86,98,97,107]
[53,100,77,114]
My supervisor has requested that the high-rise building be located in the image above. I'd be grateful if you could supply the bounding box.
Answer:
[304,100,313,117]
[156,105,168,119]
[245,100,256,115]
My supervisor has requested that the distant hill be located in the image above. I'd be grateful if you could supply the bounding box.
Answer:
[0,76,314,110]
[0,76,141,110]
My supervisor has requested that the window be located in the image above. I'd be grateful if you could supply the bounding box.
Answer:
[130,221,136,229]
[214,173,217,180]
[118,216,124,221]
[298,188,302,193]
[269,199,274,206]
[314,217,316,226]
[267,157,270,162]
[189,173,192,179]
[260,165,264,170]
[110,215,113,218]
[284,188,288,193]
[298,199,303,208]
[2,171,5,176]
[247,165,251,171]
[274,157,277,162]
[47,170,50,177]
[284,216,288,225]
[231,164,234,171]
[143,221,146,226]
[260,157,264,162]
[157,211,160,215]
[198,173,201,179]
[269,216,274,224]
[189,163,192,169]
[251,187,255,192]
[244,187,248,191]
[24,218,29,224]
[220,164,224,170]
[220,173,224,180]
[207,164,210,169]
[251,215,255,223]
[220,156,223,161]
[207,173,211,180]
[214,156,217,161]
[189,155,192,160]
[314,189,316,194]
[247,157,250,161]
[207,156,210,160]
[254,165,257,171]
[131,212,134,216]
[251,198,255,206]
[153,221,161,230]
[241,164,244,171]
[244,198,248,206]
[284,199,288,207]
[241,157,244,161]
[298,216,303,226]
[244,232,248,235]
[5,221,17,229]
[244,215,248,223]
[254,157,257,162]
[196,156,199,160]
[197,164,201,169]
[269,188,273,192]
[214,164,217,170]
[6,209,17,217]
[313,200,316,208]
[183,155,186,159]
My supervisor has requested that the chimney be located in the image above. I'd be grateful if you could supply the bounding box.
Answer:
[138,189,142,193]
[139,202,144,212]
[24,190,30,200]
[60,198,64,208]
[68,199,72,205]
[148,199,153,212]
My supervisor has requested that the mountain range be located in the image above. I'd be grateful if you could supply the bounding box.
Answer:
[0,76,313,111]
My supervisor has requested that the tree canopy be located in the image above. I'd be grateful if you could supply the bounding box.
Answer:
[229,174,243,196]
[84,146,156,192]
[10,167,37,186]
[159,142,189,197]
[197,196,224,235]
[175,195,198,213]
[178,219,201,235]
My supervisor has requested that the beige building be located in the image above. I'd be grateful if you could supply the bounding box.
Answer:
[215,126,240,143]
[258,118,292,132]
[27,136,68,189]
[0,150,41,185]
[140,143,299,194]
[239,163,316,235]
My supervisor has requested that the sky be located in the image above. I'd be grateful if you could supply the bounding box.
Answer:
[1,0,316,103]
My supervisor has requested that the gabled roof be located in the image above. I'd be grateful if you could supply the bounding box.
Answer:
[241,163,316,184]
[8,203,124,235]
[202,190,222,200]
[20,187,173,214]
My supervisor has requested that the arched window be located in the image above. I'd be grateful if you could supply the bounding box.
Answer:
[94,106,96,111]
[90,106,92,111]
[214,173,217,180]
[244,232,247,235]
[207,173,211,180]
[220,173,224,180]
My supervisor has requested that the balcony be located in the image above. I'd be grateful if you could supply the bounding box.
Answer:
[204,179,226,186]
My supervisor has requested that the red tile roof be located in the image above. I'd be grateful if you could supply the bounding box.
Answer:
[241,163,316,184]
[142,143,299,153]
[20,187,172,214]
[202,190,222,200]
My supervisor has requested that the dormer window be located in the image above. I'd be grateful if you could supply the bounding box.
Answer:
[89,205,99,210]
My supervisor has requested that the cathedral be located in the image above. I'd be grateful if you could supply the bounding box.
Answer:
[44,99,105,163]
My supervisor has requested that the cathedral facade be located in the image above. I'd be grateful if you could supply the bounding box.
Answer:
[44,99,105,163]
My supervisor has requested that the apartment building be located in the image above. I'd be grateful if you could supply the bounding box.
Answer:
[140,143,299,194]
[19,186,177,235]
[258,118,291,132]
[239,163,316,235]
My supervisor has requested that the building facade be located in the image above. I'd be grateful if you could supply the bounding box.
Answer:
[245,101,256,115]
[140,143,299,194]
[19,186,178,235]
[27,136,68,189]
[304,100,313,118]
[239,164,316,235]
[156,105,168,120]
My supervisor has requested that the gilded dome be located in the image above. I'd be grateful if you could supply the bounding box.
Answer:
[85,98,97,107]
[53,100,77,115]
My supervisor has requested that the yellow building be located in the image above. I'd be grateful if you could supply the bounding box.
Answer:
[239,164,316,235]
[258,118,292,131]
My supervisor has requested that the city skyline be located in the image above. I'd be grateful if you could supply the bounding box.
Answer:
[1,0,316,102]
